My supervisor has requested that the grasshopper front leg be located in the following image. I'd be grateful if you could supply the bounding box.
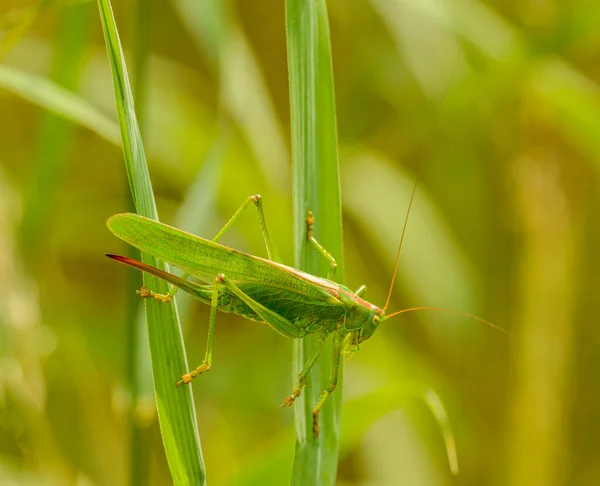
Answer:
[176,275,222,386]
[312,330,345,438]
[282,334,327,407]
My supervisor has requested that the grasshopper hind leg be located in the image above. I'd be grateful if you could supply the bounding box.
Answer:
[176,275,221,387]
[140,195,280,302]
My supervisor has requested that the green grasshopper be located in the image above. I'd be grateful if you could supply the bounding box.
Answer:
[106,191,499,437]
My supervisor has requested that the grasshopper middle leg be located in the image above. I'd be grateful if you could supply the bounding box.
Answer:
[176,275,222,386]
[306,211,337,280]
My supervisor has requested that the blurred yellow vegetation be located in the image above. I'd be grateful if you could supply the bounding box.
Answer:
[1,0,598,485]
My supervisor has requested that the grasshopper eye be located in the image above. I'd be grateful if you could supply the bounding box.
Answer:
[372,315,380,325]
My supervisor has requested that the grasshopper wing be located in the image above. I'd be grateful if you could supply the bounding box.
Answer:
[107,213,341,305]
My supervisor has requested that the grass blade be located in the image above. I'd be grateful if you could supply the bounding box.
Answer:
[286,0,344,484]
[0,65,120,145]
[174,127,229,323]
[169,0,289,188]
[18,2,92,263]
[97,1,206,484]
[127,1,151,485]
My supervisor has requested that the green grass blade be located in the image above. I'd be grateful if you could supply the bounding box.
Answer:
[286,0,344,484]
[225,383,459,484]
[18,2,92,263]
[341,384,458,475]
[169,0,289,188]
[97,1,206,484]
[127,1,151,484]
[0,65,120,145]
[174,128,228,323]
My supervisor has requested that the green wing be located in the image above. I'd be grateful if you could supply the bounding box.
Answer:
[106,254,345,335]
[107,214,346,330]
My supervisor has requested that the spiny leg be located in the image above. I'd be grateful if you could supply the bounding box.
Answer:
[306,211,337,280]
[176,276,221,386]
[136,285,172,303]
[312,331,345,438]
[282,334,327,407]
[138,194,279,302]
[212,195,279,261]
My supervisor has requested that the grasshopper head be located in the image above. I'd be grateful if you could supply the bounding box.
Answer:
[356,306,385,343]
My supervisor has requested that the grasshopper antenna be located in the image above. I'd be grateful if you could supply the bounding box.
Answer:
[383,48,463,313]
[384,306,508,335]
[383,167,420,312]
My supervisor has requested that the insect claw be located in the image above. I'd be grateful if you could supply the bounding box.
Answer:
[282,379,305,407]
[281,396,295,408]
[176,363,211,387]
[306,211,315,239]
[136,286,172,303]
[176,374,192,387]
[136,286,152,298]
[312,411,320,438]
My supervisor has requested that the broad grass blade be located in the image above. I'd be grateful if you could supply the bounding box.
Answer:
[0,65,120,145]
[97,1,206,484]
[287,0,344,484]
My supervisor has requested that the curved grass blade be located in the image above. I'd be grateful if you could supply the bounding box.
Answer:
[0,65,120,145]
[173,128,228,323]
[226,384,458,485]
[168,0,289,189]
[287,0,344,483]
[127,2,151,484]
[97,1,206,484]
[18,2,92,263]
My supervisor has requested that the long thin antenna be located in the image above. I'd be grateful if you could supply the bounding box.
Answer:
[382,48,463,312]
[383,171,420,311]
[384,306,508,335]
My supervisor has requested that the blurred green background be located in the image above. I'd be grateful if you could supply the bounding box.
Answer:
[1,0,598,484]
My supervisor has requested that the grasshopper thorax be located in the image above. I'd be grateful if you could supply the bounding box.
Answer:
[356,307,385,343]
[338,287,385,343]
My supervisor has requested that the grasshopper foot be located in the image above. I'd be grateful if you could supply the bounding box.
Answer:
[281,380,306,407]
[306,211,315,239]
[176,363,211,387]
[281,396,295,408]
[312,410,320,439]
[136,286,172,303]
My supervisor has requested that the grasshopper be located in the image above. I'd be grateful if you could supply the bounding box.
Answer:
[107,190,499,437]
